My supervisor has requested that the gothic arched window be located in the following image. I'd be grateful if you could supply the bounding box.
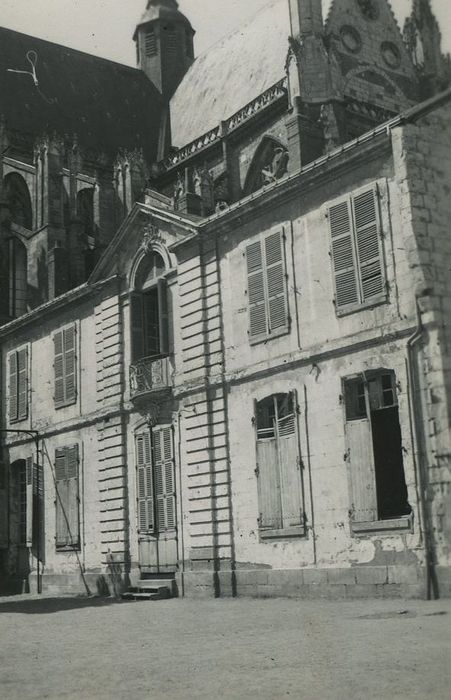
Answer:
[4,173,33,230]
[9,237,28,318]
[76,187,95,249]
[243,137,289,197]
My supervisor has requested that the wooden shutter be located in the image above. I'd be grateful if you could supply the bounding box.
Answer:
[26,456,34,547]
[0,462,7,549]
[153,426,176,532]
[63,326,76,404]
[55,446,80,548]
[352,188,385,302]
[55,448,69,547]
[136,431,154,534]
[17,348,28,421]
[265,232,288,333]
[246,240,267,338]
[9,352,18,421]
[344,379,377,523]
[329,200,359,310]
[277,391,303,528]
[130,293,145,361]
[255,398,282,529]
[54,331,65,406]
[158,279,170,355]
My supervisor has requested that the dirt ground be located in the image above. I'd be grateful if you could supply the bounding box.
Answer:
[0,594,450,700]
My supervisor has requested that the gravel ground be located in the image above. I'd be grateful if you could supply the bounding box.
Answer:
[0,595,450,700]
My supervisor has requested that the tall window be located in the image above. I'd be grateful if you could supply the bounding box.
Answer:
[145,29,158,56]
[54,324,77,408]
[8,237,28,319]
[131,252,169,361]
[4,173,33,230]
[55,445,80,550]
[136,426,176,535]
[328,185,386,314]
[344,370,411,531]
[246,231,289,343]
[9,347,28,423]
[254,392,304,538]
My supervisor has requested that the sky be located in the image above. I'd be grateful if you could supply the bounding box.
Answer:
[0,0,450,65]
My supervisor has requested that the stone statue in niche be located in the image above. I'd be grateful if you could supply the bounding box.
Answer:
[319,103,341,153]
[261,147,289,185]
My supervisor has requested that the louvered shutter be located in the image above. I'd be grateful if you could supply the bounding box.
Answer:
[65,446,80,547]
[255,399,282,530]
[63,326,76,404]
[136,431,154,534]
[54,331,65,406]
[265,232,288,333]
[9,352,18,421]
[26,456,34,547]
[352,188,385,302]
[246,240,267,338]
[153,426,176,532]
[131,293,145,361]
[55,448,69,547]
[277,391,303,528]
[17,348,28,421]
[329,200,359,310]
[158,279,169,355]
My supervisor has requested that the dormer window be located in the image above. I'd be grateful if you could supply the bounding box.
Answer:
[131,251,169,362]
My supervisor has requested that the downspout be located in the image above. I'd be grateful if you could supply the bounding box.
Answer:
[177,410,185,597]
[406,297,437,599]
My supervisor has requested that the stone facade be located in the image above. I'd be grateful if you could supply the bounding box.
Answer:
[0,0,451,600]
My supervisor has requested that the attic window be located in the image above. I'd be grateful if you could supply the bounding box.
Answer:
[165,24,177,54]
[145,30,158,57]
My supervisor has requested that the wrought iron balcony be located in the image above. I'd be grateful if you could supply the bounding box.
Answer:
[130,355,173,400]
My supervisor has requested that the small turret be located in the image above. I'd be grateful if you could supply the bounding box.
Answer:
[134,0,195,103]
[404,0,451,96]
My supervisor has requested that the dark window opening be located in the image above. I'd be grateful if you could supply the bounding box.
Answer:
[344,371,411,523]
[185,28,193,58]
[4,173,33,230]
[164,24,177,54]
[18,460,27,545]
[131,252,169,362]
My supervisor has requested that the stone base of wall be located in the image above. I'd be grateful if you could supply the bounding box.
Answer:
[28,564,141,598]
[179,566,433,600]
[436,566,451,598]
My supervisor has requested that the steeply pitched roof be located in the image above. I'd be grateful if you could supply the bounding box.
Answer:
[0,26,163,158]
[169,0,291,148]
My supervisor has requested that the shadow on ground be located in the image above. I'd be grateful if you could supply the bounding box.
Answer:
[0,596,127,615]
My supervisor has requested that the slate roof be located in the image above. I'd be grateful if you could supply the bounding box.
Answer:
[169,0,291,148]
[0,26,163,159]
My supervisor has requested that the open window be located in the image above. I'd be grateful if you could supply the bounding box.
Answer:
[344,370,412,534]
[131,252,169,362]
[254,392,304,539]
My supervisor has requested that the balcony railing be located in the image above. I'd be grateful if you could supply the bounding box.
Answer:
[130,355,173,400]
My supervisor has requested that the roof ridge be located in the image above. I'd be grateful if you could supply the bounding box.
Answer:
[0,24,140,74]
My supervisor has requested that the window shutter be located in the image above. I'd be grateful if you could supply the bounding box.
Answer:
[9,352,18,421]
[17,348,28,421]
[153,426,176,532]
[277,391,303,528]
[54,331,65,406]
[63,326,77,404]
[158,279,169,355]
[130,293,145,361]
[265,232,288,333]
[25,456,34,547]
[55,448,69,547]
[246,240,267,338]
[352,188,385,302]
[329,200,359,310]
[66,445,80,547]
[136,431,154,534]
[255,398,282,529]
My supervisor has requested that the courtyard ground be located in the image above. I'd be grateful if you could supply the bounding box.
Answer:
[0,594,450,700]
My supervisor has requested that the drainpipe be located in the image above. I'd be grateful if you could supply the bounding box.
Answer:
[406,297,437,600]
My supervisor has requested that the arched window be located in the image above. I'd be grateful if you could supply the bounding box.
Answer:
[9,237,28,318]
[4,173,33,230]
[243,138,289,197]
[131,252,169,361]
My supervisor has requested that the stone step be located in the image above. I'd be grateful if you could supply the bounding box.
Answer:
[137,578,175,593]
[121,589,171,601]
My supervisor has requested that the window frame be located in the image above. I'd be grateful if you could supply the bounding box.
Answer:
[342,370,413,536]
[55,444,81,551]
[245,229,290,346]
[8,345,29,424]
[327,183,387,317]
[254,391,305,540]
[53,323,78,409]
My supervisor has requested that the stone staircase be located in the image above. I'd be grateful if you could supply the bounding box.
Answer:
[121,575,177,602]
